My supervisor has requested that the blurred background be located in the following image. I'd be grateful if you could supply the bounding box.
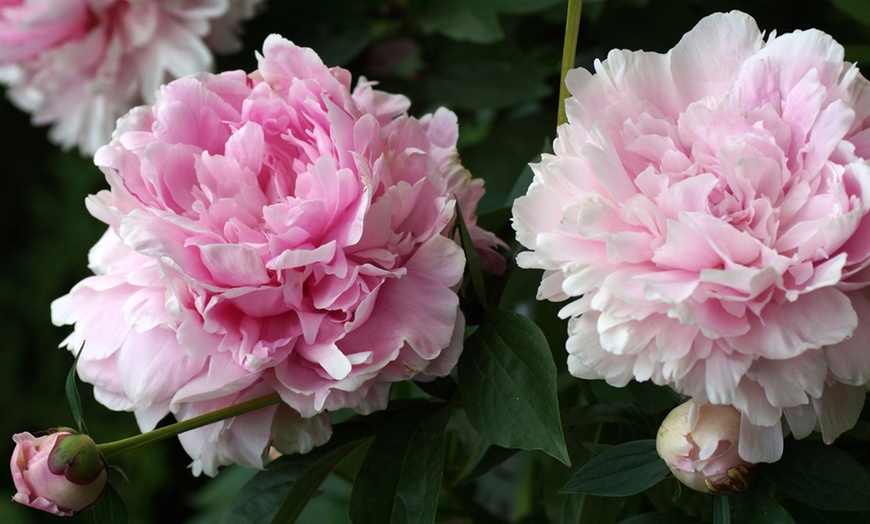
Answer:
[2,0,868,522]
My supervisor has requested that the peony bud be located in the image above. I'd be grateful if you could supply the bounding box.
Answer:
[10,430,108,516]
[656,401,755,494]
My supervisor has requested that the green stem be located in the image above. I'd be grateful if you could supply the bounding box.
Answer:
[97,393,282,458]
[557,0,583,126]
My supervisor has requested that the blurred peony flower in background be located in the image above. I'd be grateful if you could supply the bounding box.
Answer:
[52,34,502,476]
[513,10,870,463]
[10,430,107,516]
[0,0,266,155]
[656,401,755,494]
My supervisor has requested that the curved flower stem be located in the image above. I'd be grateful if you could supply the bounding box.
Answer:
[97,393,282,458]
[557,0,583,126]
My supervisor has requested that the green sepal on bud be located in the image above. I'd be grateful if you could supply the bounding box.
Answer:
[47,432,107,485]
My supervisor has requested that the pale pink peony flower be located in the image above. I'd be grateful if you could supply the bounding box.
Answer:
[512,11,870,463]
[0,0,265,155]
[52,35,501,476]
[656,401,755,494]
[10,431,107,516]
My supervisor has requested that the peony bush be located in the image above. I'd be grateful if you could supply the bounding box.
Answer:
[6,2,870,522]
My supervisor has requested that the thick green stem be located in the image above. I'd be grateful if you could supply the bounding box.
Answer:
[97,393,282,458]
[557,0,583,126]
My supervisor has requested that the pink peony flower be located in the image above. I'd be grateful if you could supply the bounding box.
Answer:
[52,34,501,476]
[0,0,266,154]
[656,401,755,494]
[512,11,870,463]
[11,430,107,516]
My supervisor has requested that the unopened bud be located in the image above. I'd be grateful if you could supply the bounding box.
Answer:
[656,401,755,494]
[10,430,107,516]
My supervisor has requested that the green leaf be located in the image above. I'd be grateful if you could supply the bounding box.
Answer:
[461,113,553,210]
[459,309,570,465]
[759,440,870,511]
[730,489,796,524]
[426,43,551,111]
[830,0,870,25]
[66,345,86,434]
[349,403,449,524]
[714,495,730,524]
[313,22,400,66]
[455,202,488,311]
[475,206,513,239]
[268,3,399,67]
[543,429,627,524]
[458,444,519,483]
[781,499,870,524]
[222,418,377,523]
[222,459,307,523]
[562,402,654,432]
[561,440,670,496]
[413,375,457,401]
[625,381,684,414]
[423,0,503,43]
[270,439,364,524]
[491,0,566,14]
[92,483,128,524]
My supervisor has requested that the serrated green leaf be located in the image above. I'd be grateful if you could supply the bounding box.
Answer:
[349,403,449,524]
[561,440,669,496]
[423,0,503,43]
[759,440,870,511]
[459,309,569,464]
[730,489,796,524]
[92,483,128,524]
[66,345,86,434]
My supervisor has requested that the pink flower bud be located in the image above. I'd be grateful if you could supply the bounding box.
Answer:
[656,401,755,494]
[10,430,107,516]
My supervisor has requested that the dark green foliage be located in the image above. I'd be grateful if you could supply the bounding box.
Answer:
[459,310,570,465]
[561,440,669,497]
